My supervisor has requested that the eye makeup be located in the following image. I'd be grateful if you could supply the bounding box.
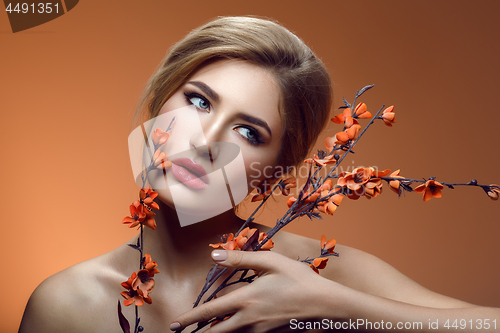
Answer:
[183,85,269,147]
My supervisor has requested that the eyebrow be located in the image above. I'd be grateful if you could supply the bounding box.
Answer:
[237,113,272,138]
[187,81,220,103]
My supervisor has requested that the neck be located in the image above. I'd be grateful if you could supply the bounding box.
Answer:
[140,199,246,280]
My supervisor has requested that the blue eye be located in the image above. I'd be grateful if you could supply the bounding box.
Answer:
[184,92,211,111]
[235,126,265,146]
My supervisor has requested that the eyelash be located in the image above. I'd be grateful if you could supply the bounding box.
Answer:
[184,91,211,112]
[183,91,265,146]
[234,126,265,146]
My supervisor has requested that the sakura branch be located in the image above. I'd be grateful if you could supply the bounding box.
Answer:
[118,118,175,333]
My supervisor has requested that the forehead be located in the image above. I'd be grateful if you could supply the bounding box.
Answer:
[188,60,282,134]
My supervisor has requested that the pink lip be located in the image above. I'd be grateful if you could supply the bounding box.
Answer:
[170,158,209,189]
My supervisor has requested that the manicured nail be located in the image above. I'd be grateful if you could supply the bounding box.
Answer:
[170,322,181,331]
[212,250,228,262]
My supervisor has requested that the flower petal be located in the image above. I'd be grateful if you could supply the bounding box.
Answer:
[383,105,394,114]
[324,238,336,251]
[373,169,391,178]
[358,111,372,119]
[309,264,319,274]
[123,298,134,307]
[354,103,367,116]
[330,193,344,205]
[345,115,354,128]
[488,191,499,200]
[423,188,433,201]
[331,114,345,124]
[312,257,329,269]
[347,126,359,140]
[343,108,352,118]
[432,188,443,198]
[414,184,426,193]
[382,113,396,121]
[324,136,337,150]
[335,131,349,144]
[122,216,136,224]
[143,218,156,230]
[389,180,400,194]
[326,202,338,214]
[148,202,159,210]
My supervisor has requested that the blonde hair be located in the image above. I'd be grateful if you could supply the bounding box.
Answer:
[135,16,332,175]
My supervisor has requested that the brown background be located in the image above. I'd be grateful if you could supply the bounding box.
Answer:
[1,0,499,331]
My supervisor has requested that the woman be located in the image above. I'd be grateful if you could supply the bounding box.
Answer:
[19,16,499,333]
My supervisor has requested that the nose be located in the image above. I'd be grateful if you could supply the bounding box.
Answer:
[189,121,221,162]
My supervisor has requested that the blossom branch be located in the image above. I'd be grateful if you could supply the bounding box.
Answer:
[119,122,174,333]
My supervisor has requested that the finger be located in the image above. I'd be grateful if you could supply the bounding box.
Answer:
[203,312,245,333]
[211,249,282,273]
[169,294,242,331]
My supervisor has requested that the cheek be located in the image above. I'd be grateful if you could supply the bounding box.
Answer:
[149,101,203,158]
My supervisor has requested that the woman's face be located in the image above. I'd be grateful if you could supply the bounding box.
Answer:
[144,59,283,226]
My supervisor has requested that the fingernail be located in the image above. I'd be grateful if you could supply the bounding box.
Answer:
[170,322,181,331]
[212,250,228,262]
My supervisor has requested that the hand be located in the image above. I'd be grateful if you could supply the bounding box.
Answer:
[170,250,341,333]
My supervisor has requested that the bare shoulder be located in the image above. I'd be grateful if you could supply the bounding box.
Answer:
[258,227,322,261]
[320,243,475,308]
[19,249,130,333]
[267,229,474,309]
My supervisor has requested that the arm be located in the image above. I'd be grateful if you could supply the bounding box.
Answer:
[325,285,499,332]
[326,244,475,309]
[170,249,500,332]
